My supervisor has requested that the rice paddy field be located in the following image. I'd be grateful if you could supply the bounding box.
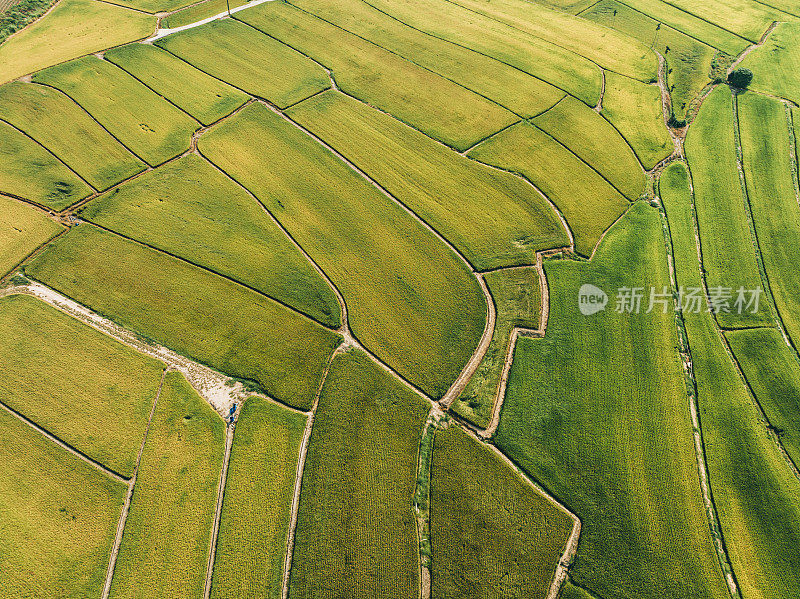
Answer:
[3,1,800,598]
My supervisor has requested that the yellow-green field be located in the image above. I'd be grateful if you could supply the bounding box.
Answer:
[0,195,63,275]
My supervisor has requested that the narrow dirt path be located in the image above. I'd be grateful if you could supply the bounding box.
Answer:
[145,0,277,42]
[101,369,168,599]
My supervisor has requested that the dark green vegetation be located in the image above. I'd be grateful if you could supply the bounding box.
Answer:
[80,154,341,328]
[0,194,63,275]
[737,92,800,348]
[727,67,753,89]
[288,91,569,270]
[741,22,800,104]
[430,425,573,597]
[0,119,91,209]
[211,398,306,599]
[0,405,126,599]
[154,18,330,109]
[453,267,540,428]
[0,81,146,190]
[25,224,341,410]
[238,1,516,151]
[199,102,486,400]
[0,0,55,45]
[495,202,729,599]
[0,294,164,476]
[33,55,198,167]
[289,350,428,599]
[104,43,249,126]
[684,86,771,327]
[660,160,800,599]
[109,372,224,599]
[469,121,630,257]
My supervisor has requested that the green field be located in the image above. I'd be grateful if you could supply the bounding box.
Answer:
[0,119,91,209]
[738,93,800,347]
[660,160,800,599]
[154,18,330,109]
[0,82,146,190]
[0,405,126,599]
[726,327,800,468]
[684,86,771,327]
[469,121,630,257]
[289,350,428,599]
[533,95,646,199]
[430,425,574,597]
[0,195,63,275]
[601,71,673,169]
[581,0,716,120]
[349,0,602,105]
[495,202,729,599]
[287,91,569,270]
[33,56,198,167]
[448,0,657,81]
[198,102,486,400]
[452,267,540,428]
[105,43,249,126]
[80,154,341,328]
[211,397,306,599]
[110,0,198,15]
[238,2,517,151]
[286,0,564,117]
[740,22,800,104]
[25,224,341,410]
[0,294,164,476]
[0,0,154,84]
[109,372,224,599]
[162,0,254,27]
[659,0,779,43]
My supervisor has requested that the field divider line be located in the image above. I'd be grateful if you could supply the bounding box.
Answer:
[594,67,605,112]
[726,21,779,73]
[0,399,128,483]
[0,117,98,192]
[280,345,340,599]
[203,417,236,599]
[145,0,276,41]
[457,118,523,156]
[101,368,168,599]
[82,219,340,331]
[0,224,67,283]
[92,0,156,16]
[752,0,800,19]
[282,0,525,119]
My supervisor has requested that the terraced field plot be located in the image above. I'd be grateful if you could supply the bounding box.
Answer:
[0,195,63,275]
[741,22,800,104]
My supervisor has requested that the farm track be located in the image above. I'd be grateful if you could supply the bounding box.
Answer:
[101,369,168,599]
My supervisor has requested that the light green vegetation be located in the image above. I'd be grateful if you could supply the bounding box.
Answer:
[287,0,564,116]
[448,0,656,81]
[452,267,540,427]
[726,327,800,467]
[25,224,340,410]
[581,0,716,120]
[660,160,800,599]
[738,93,800,345]
[430,425,574,598]
[287,91,568,269]
[238,2,516,151]
[0,120,91,209]
[289,350,428,599]
[33,56,198,167]
[0,82,146,189]
[601,71,673,168]
[211,397,305,599]
[110,0,198,15]
[615,0,750,55]
[533,95,646,198]
[0,405,126,599]
[162,0,253,27]
[658,0,779,44]
[154,18,329,109]
[0,0,153,84]
[741,23,800,104]
[353,0,601,105]
[0,294,164,476]
[495,202,729,599]
[468,121,630,257]
[684,86,772,327]
[198,103,485,400]
[559,581,596,599]
[536,0,597,12]
[80,154,341,328]
[109,372,224,599]
[0,195,62,275]
[105,43,249,126]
